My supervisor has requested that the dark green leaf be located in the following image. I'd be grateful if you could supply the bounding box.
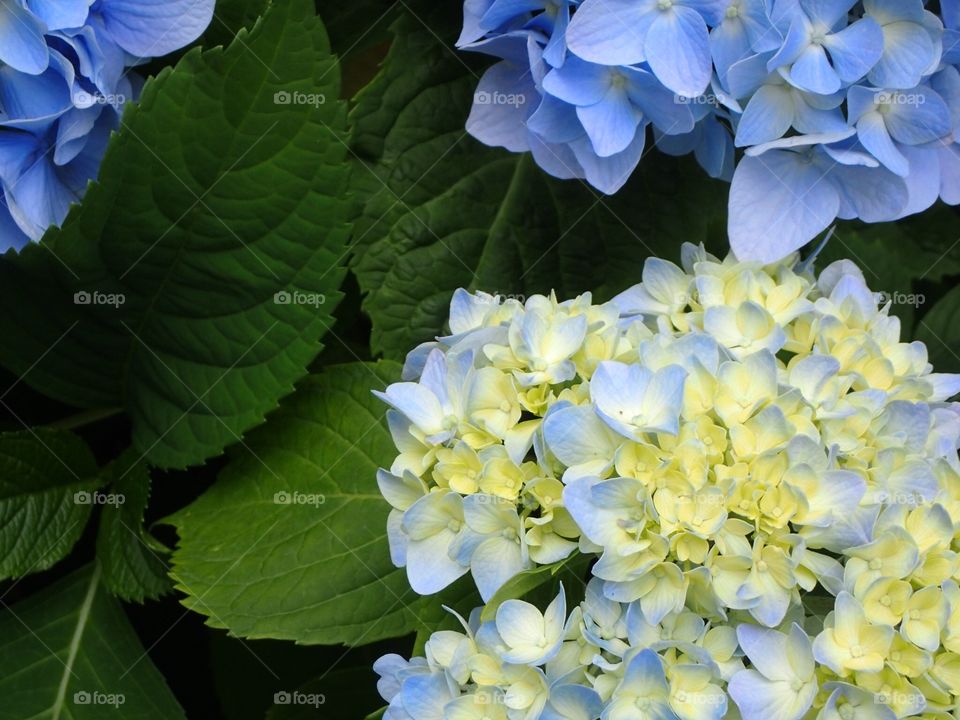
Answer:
[0,429,99,581]
[95,453,172,602]
[348,7,727,359]
[0,564,185,719]
[166,361,449,645]
[0,0,350,469]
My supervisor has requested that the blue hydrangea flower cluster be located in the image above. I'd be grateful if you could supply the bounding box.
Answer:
[460,0,960,262]
[0,0,215,252]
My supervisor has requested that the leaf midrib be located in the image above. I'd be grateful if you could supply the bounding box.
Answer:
[51,563,101,720]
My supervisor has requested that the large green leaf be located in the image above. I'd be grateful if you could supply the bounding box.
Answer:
[95,453,171,603]
[0,564,185,719]
[167,361,459,645]
[0,429,99,581]
[348,5,728,359]
[0,0,350,469]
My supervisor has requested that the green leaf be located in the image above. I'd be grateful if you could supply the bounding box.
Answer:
[166,361,447,645]
[202,0,270,48]
[480,552,588,622]
[95,453,172,603]
[0,429,99,581]
[0,564,185,719]
[0,0,350,469]
[917,286,960,373]
[348,6,727,359]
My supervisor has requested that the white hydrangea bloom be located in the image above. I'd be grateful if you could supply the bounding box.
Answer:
[373,246,960,720]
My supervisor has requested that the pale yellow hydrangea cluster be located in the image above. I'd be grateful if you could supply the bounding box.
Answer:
[374,245,960,720]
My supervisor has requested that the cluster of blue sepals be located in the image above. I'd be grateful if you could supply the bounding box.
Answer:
[460,0,960,261]
[0,0,214,251]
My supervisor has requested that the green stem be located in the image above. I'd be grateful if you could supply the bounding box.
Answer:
[49,407,123,431]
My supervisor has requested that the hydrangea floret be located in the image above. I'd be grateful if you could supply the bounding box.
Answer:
[459,0,960,261]
[0,0,215,251]
[373,244,960,719]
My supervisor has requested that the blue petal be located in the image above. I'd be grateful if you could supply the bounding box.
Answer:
[0,193,31,252]
[944,0,960,28]
[863,0,926,24]
[0,131,36,185]
[791,99,848,135]
[787,44,841,94]
[695,114,735,179]
[710,16,754,86]
[645,6,713,97]
[480,0,543,30]
[529,132,585,179]
[939,143,960,205]
[884,87,953,145]
[541,684,603,720]
[0,2,49,75]
[735,84,794,147]
[26,0,89,30]
[831,161,909,221]
[767,16,810,71]
[654,125,698,156]
[0,50,73,129]
[566,0,656,66]
[944,28,960,65]
[845,84,879,122]
[729,150,840,263]
[527,94,583,143]
[55,107,101,165]
[624,67,695,135]
[681,0,729,27]
[893,144,940,219]
[570,127,646,193]
[867,19,936,89]
[726,51,774,99]
[542,55,611,106]
[542,2,571,67]
[857,112,909,176]
[466,62,537,152]
[577,86,644,157]
[7,157,78,240]
[458,0,496,45]
[803,0,858,28]
[96,0,214,57]
[822,17,884,82]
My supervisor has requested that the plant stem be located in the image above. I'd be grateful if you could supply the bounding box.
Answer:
[49,407,123,431]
